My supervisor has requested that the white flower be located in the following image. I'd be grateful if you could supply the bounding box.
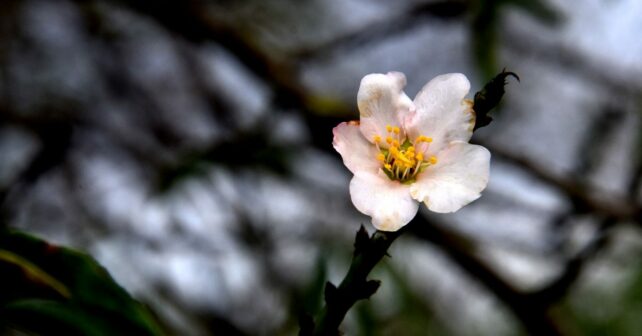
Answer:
[333,72,490,232]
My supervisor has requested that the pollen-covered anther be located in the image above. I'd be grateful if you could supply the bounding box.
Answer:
[398,155,412,165]
[375,131,441,182]
[415,135,433,143]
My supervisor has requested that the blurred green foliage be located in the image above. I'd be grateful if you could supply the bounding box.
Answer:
[0,229,164,336]
[562,266,642,336]
[472,0,560,79]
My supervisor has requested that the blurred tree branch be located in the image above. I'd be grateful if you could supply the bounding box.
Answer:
[486,143,641,223]
[527,217,614,305]
[291,0,470,60]
[408,214,614,336]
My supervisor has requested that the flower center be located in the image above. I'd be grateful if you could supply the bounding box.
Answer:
[373,125,437,183]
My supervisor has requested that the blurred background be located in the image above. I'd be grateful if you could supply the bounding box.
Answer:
[1,0,641,335]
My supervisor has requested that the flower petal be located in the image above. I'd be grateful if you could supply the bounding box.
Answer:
[350,170,419,231]
[406,73,474,154]
[409,142,490,213]
[333,121,380,174]
[357,72,414,143]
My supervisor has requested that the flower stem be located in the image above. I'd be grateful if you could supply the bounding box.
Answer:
[303,226,402,336]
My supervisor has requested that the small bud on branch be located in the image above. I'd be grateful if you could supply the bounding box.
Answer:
[473,69,519,131]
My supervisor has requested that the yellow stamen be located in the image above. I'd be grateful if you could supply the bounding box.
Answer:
[375,132,437,182]
[396,152,413,165]
[415,135,433,143]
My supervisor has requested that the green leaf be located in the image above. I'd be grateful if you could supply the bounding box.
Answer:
[0,229,164,336]
[0,249,71,302]
[4,300,150,336]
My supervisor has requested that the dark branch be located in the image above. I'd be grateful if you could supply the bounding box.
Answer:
[304,226,402,336]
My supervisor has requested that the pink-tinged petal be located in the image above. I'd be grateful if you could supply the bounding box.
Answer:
[333,121,380,174]
[409,142,490,213]
[350,170,419,231]
[357,72,414,144]
[406,73,475,154]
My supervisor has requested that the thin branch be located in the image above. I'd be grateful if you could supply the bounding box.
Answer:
[303,227,402,336]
